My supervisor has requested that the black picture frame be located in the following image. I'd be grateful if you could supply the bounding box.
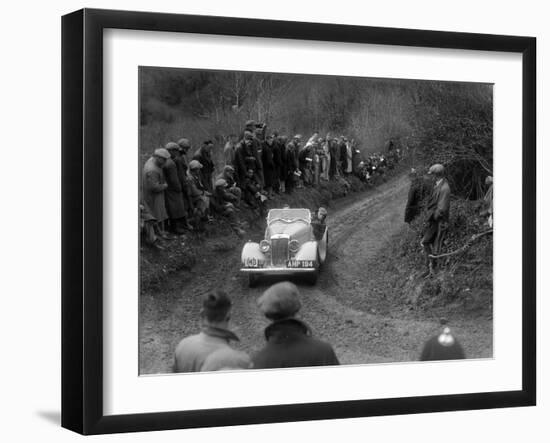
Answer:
[61,8,536,435]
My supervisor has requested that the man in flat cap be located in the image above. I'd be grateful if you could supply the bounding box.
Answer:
[421,163,451,276]
[187,159,211,230]
[241,169,267,216]
[163,142,192,234]
[252,282,339,369]
[210,178,245,237]
[234,131,262,186]
[141,148,170,239]
[192,140,215,192]
[174,290,246,372]
[175,138,194,218]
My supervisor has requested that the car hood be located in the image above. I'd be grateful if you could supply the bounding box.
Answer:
[266,221,312,244]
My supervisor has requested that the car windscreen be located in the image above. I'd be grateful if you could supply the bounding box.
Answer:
[267,208,311,224]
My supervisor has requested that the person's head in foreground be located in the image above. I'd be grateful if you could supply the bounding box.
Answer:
[253,282,340,369]
[257,281,302,321]
[201,290,232,329]
[419,323,466,361]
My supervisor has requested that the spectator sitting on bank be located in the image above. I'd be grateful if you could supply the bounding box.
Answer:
[187,159,212,231]
[174,290,244,373]
[216,165,242,206]
[242,168,268,216]
[419,321,466,361]
[210,179,245,237]
[252,282,340,369]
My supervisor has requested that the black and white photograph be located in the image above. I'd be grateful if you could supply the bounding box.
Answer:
[138,67,494,375]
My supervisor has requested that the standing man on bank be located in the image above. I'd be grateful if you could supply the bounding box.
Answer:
[421,163,451,277]
[164,142,191,234]
[193,140,215,192]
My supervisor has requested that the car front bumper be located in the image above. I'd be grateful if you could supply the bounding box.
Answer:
[240,267,316,274]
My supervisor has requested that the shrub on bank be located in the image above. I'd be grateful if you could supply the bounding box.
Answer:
[376,197,493,316]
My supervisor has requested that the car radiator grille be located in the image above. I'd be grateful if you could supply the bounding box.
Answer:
[271,237,289,266]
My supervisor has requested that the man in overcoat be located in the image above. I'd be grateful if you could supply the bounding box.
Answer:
[234,132,261,186]
[142,148,170,237]
[176,138,194,216]
[404,168,431,224]
[193,140,215,192]
[252,282,340,369]
[421,163,451,276]
[164,142,191,234]
[261,134,276,197]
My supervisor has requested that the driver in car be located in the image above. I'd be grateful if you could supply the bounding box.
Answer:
[311,207,327,240]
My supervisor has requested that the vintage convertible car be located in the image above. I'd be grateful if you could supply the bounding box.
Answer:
[240,208,328,286]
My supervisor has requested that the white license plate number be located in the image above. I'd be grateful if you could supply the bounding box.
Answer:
[286,260,314,268]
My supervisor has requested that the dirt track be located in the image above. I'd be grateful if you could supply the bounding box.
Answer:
[139,175,492,374]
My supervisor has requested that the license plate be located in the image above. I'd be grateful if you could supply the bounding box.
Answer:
[244,257,264,268]
[286,260,314,268]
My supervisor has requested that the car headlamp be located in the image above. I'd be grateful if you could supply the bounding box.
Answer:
[288,239,300,253]
[259,240,271,253]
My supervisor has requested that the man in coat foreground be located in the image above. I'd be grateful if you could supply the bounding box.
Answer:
[252,282,340,369]
[421,163,451,276]
[173,290,245,372]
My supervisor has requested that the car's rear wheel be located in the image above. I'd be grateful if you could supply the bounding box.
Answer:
[248,274,260,288]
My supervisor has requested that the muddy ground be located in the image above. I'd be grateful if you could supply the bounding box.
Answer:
[139,174,493,374]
